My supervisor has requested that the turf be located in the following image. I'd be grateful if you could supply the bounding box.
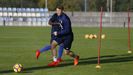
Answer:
[0,27,133,75]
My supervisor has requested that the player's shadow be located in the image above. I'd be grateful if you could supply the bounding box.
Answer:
[77,54,133,65]
[64,54,133,65]
[0,54,133,74]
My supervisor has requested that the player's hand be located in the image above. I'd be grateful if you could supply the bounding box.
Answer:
[53,31,58,36]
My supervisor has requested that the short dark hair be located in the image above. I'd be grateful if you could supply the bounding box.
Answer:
[56,5,64,11]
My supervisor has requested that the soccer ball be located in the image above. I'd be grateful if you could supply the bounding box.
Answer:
[96,65,101,69]
[89,34,94,39]
[101,34,105,39]
[93,34,97,39]
[85,34,89,39]
[13,64,23,73]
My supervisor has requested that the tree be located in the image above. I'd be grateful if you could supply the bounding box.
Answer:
[38,0,45,8]
[48,0,56,10]
[96,0,107,11]
[114,0,129,11]
[62,0,82,11]
[129,0,133,11]
[88,0,97,11]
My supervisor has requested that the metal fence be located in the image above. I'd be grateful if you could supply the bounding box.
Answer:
[65,12,133,27]
[0,7,132,27]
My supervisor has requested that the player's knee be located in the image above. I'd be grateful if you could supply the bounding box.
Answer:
[65,50,69,55]
[51,41,58,49]
[64,50,70,55]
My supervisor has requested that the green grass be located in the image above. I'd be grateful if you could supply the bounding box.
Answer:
[0,27,133,75]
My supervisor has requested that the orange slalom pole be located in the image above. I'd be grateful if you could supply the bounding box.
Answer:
[96,7,103,69]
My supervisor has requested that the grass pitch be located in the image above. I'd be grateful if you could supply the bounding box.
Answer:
[0,27,133,75]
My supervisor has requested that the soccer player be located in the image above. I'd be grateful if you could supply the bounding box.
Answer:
[36,12,65,62]
[48,6,79,67]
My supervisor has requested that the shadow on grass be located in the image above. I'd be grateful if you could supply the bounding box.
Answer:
[0,54,133,74]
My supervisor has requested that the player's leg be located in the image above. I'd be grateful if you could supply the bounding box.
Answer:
[36,36,63,60]
[36,45,51,59]
[48,40,59,66]
[39,45,51,53]
[57,43,64,62]
[36,37,64,60]
[64,50,79,66]
[48,37,64,67]
[36,44,64,61]
[63,36,79,66]
[51,40,58,61]
[64,50,76,58]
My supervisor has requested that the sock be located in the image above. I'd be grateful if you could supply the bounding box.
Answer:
[53,56,57,62]
[39,45,51,53]
[69,51,76,58]
[57,44,64,59]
